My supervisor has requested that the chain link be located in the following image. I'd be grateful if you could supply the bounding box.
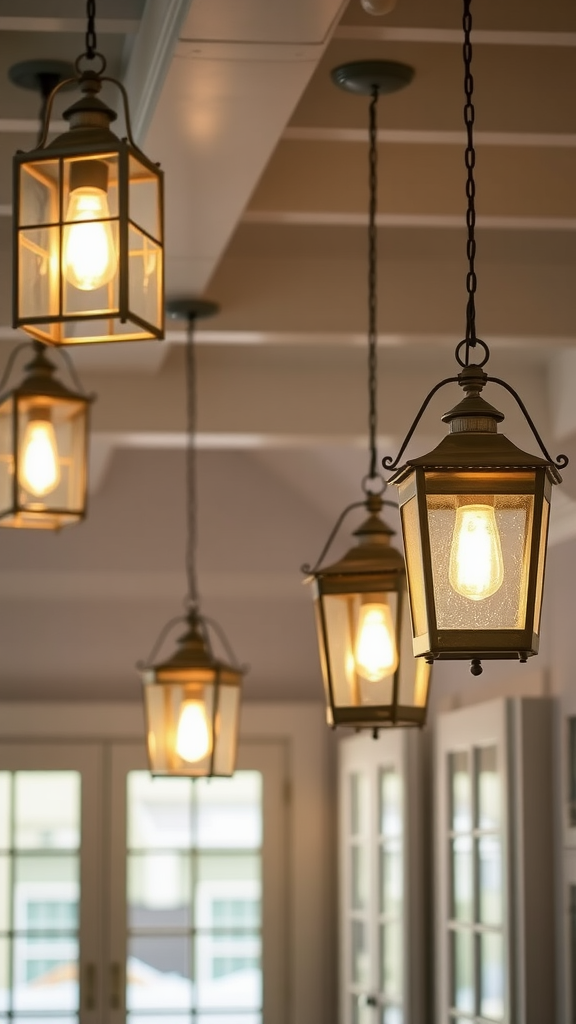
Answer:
[462,0,478,366]
[85,0,97,60]
[367,87,379,480]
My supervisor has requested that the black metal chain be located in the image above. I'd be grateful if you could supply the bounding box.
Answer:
[185,316,200,611]
[85,0,97,60]
[461,0,483,367]
[367,87,379,481]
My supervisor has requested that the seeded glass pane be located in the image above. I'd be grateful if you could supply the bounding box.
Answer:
[128,773,192,849]
[14,773,80,850]
[128,852,191,929]
[381,843,402,917]
[533,497,550,635]
[127,935,191,1011]
[0,939,7,1012]
[0,858,8,931]
[351,773,369,837]
[400,495,427,637]
[380,770,402,838]
[352,920,369,986]
[480,932,504,1020]
[0,776,9,850]
[450,930,474,1013]
[476,747,499,831]
[352,845,367,911]
[195,934,261,1009]
[12,935,79,1011]
[451,836,473,922]
[478,837,502,926]
[450,753,471,832]
[381,921,402,998]
[195,774,261,849]
[382,1007,403,1024]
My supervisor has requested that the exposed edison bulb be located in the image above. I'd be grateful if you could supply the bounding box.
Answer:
[20,410,60,497]
[449,504,504,601]
[175,700,211,763]
[354,601,399,682]
[63,187,118,291]
[360,0,397,14]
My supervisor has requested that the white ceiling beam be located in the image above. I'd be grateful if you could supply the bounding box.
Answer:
[0,18,139,33]
[335,26,576,47]
[242,211,576,231]
[284,128,576,149]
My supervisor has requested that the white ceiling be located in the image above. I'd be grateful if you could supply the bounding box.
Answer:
[0,0,575,705]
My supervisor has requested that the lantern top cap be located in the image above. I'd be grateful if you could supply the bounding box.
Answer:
[150,610,243,677]
[312,508,405,579]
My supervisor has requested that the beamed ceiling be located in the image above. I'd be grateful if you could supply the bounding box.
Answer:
[0,0,574,704]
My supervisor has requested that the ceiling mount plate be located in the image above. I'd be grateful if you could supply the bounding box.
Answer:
[8,60,76,95]
[331,60,414,96]
[166,299,220,322]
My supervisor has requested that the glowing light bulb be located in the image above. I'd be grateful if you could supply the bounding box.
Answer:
[354,602,399,682]
[63,187,117,291]
[20,411,60,497]
[449,504,504,601]
[175,701,211,763]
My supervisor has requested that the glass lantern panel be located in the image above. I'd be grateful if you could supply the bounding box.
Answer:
[129,155,162,241]
[18,226,60,325]
[143,676,216,776]
[62,154,119,220]
[212,680,241,777]
[426,490,534,630]
[19,160,59,227]
[322,592,398,709]
[397,603,430,709]
[0,398,14,518]
[15,396,87,516]
[533,496,550,635]
[399,495,428,639]
[61,219,119,320]
[128,224,162,331]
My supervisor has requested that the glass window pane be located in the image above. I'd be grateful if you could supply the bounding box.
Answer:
[351,920,369,986]
[380,843,403,918]
[0,858,8,931]
[380,770,402,838]
[352,845,368,911]
[476,747,499,830]
[0,776,9,850]
[382,1007,403,1024]
[128,773,192,849]
[380,921,402,999]
[195,933,261,1009]
[195,774,262,849]
[127,935,192,1010]
[450,753,471,832]
[450,929,474,1014]
[12,936,79,1011]
[478,836,502,926]
[13,855,79,908]
[480,931,505,1020]
[14,773,80,849]
[451,836,473,922]
[128,852,191,929]
[351,773,369,836]
[0,938,8,1012]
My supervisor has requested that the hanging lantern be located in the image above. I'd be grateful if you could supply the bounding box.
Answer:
[383,0,566,675]
[0,341,92,530]
[12,3,164,346]
[302,61,430,730]
[139,300,245,777]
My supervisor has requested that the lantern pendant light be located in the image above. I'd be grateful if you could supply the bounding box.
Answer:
[140,301,245,777]
[384,0,567,676]
[302,61,431,732]
[0,341,93,530]
[13,0,164,346]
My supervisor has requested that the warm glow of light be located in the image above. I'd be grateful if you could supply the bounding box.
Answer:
[20,412,60,497]
[175,700,211,763]
[354,602,399,682]
[63,188,117,291]
[449,503,504,601]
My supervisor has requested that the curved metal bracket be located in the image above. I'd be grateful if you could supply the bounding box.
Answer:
[136,614,186,671]
[381,376,459,471]
[486,376,568,470]
[300,496,399,577]
[35,72,143,155]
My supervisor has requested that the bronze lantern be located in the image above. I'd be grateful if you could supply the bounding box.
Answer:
[13,18,163,346]
[143,611,242,778]
[0,341,92,530]
[305,493,431,729]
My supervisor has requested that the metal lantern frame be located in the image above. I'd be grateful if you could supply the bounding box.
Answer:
[139,301,246,778]
[0,340,93,530]
[302,59,431,732]
[13,21,164,347]
[383,0,567,675]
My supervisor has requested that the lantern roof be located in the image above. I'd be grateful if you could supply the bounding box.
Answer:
[0,344,91,406]
[312,501,405,580]
[152,610,242,678]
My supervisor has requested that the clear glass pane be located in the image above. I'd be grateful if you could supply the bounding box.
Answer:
[19,159,59,226]
[381,921,402,998]
[449,753,471,832]
[400,494,428,638]
[0,776,9,850]
[195,774,261,849]
[533,496,550,635]
[127,935,192,1010]
[129,155,161,240]
[13,856,79,914]
[195,933,261,1009]
[480,931,504,1020]
[476,747,499,831]
[128,852,191,929]
[352,845,367,911]
[62,221,119,317]
[128,773,192,849]
[450,929,474,1013]
[351,773,369,837]
[0,858,8,931]
[478,836,502,926]
[128,224,162,330]
[18,226,60,323]
[380,770,402,838]
[14,773,80,849]
[12,935,78,1011]
[196,853,260,890]
[0,938,8,1012]
[380,842,402,918]
[351,920,369,986]
[451,836,473,922]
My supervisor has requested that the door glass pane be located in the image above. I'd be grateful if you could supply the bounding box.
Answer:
[380,921,402,998]
[480,931,504,1020]
[126,771,263,1021]
[476,747,499,830]
[449,753,471,832]
[380,770,402,838]
[351,773,369,836]
[381,843,402,917]
[0,772,81,1020]
[450,929,474,1013]
[351,920,369,986]
[352,845,368,911]
[478,836,502,926]
[451,836,473,922]
[382,1007,403,1024]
